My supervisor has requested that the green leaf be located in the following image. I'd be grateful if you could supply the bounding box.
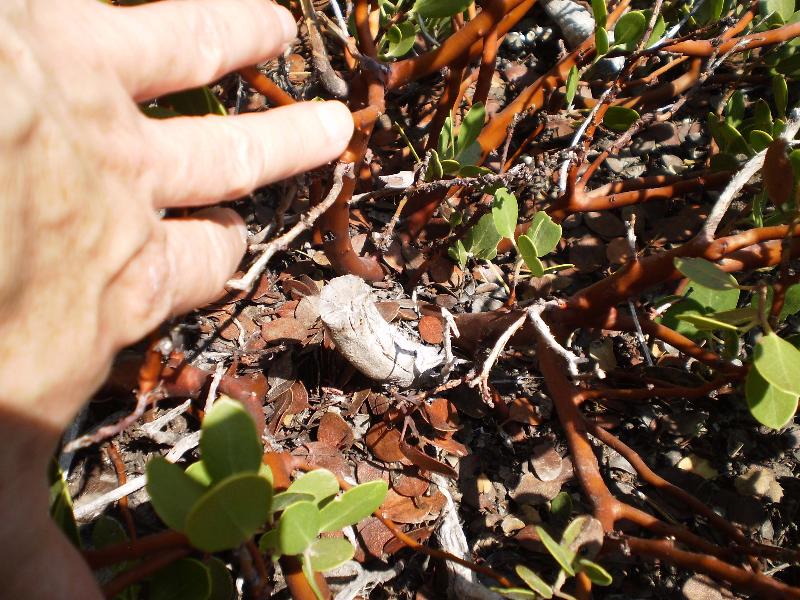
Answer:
[426,149,444,181]
[644,14,666,48]
[491,587,539,599]
[438,117,454,160]
[686,283,740,313]
[161,87,227,117]
[92,516,128,550]
[200,397,263,483]
[147,456,206,532]
[772,75,788,117]
[456,140,483,167]
[205,557,235,600]
[760,0,796,22]
[535,526,575,576]
[258,528,278,553]
[302,554,325,600]
[697,0,724,25]
[708,114,750,155]
[185,473,272,553]
[745,367,797,429]
[464,213,502,260]
[272,492,317,513]
[595,27,609,57]
[676,311,740,332]
[459,165,493,177]
[149,558,211,600]
[565,66,579,107]
[307,538,355,572]
[318,480,388,533]
[780,283,800,321]
[749,130,773,152]
[576,558,613,586]
[518,235,545,277]
[725,91,745,128]
[288,470,339,504]
[674,257,739,290]
[277,500,321,555]
[442,158,462,174]
[448,239,468,268]
[385,21,417,57]
[753,333,800,395]
[603,106,640,131]
[591,0,607,28]
[492,187,519,240]
[185,461,213,487]
[753,99,774,132]
[550,491,573,523]
[455,103,486,159]
[526,212,562,256]
[48,460,80,548]
[413,0,472,18]
[708,307,758,327]
[515,565,553,598]
[613,10,646,48]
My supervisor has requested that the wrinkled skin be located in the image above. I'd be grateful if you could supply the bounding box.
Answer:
[0,0,353,596]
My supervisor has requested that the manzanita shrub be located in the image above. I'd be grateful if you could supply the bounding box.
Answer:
[145,398,387,599]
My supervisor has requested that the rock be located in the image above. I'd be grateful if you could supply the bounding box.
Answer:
[501,515,526,535]
[660,153,688,175]
[568,235,606,273]
[606,237,633,264]
[531,444,563,482]
[682,574,736,599]
[510,473,562,505]
[605,155,638,175]
[561,213,583,230]
[630,138,657,155]
[584,211,627,239]
[735,466,784,503]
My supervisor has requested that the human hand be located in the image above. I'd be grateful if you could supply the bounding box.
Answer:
[0,0,352,595]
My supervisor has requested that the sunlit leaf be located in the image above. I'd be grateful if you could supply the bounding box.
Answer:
[673,257,739,290]
[591,0,607,28]
[759,0,795,23]
[534,526,575,576]
[613,10,646,48]
[518,235,545,277]
[492,187,519,240]
[603,106,639,131]
[491,587,538,599]
[753,333,800,395]
[448,239,468,268]
[385,21,417,57]
[515,565,553,598]
[414,0,473,18]
[725,91,745,128]
[676,311,740,332]
[437,117,454,160]
[318,480,388,533]
[745,367,797,429]
[772,75,788,117]
[426,149,444,181]
[565,66,579,106]
[185,473,272,553]
[307,538,355,572]
[288,469,339,504]
[696,0,724,24]
[464,213,502,260]
[277,500,321,555]
[185,461,212,487]
[147,456,206,532]
[550,491,573,523]
[644,14,666,47]
[200,398,263,483]
[526,211,562,256]
[781,284,800,321]
[595,27,609,57]
[271,492,317,513]
[749,130,773,152]
[455,103,486,160]
[576,558,613,586]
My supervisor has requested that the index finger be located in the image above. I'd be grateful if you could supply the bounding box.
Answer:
[94,0,297,101]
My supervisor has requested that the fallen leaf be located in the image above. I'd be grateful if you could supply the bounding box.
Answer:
[422,398,460,433]
[317,412,355,450]
[261,317,310,344]
[399,440,458,478]
[418,315,444,345]
[508,397,542,426]
[366,422,408,463]
[391,469,430,497]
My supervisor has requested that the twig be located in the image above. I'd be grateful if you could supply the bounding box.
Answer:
[227,162,354,291]
[469,313,527,403]
[300,0,349,98]
[205,361,226,413]
[528,301,583,377]
[334,562,404,600]
[441,308,460,382]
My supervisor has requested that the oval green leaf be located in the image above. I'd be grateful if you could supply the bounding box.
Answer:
[200,397,263,483]
[591,0,607,28]
[753,333,800,395]
[673,257,739,290]
[414,0,472,18]
[518,235,545,277]
[271,491,317,513]
[565,66,579,106]
[288,469,339,504]
[147,456,206,532]
[492,187,519,240]
[534,526,575,576]
[464,213,502,260]
[185,461,212,487]
[576,558,613,586]
[595,27,609,57]
[613,10,646,47]
[603,106,640,132]
[149,558,211,600]
[307,537,355,572]
[456,102,486,160]
[527,211,562,257]
[185,473,272,553]
[745,367,797,429]
[318,480,388,533]
[515,565,553,598]
[749,130,773,152]
[205,557,235,600]
[277,500,321,555]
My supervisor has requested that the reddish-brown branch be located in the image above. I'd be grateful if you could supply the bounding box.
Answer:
[472,0,504,107]
[664,20,800,56]
[619,537,800,599]
[83,530,189,570]
[102,547,190,600]
[426,59,468,152]
[387,0,534,90]
[239,66,297,107]
[106,442,136,542]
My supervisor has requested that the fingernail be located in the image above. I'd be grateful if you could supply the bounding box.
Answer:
[316,101,355,147]
[274,5,297,43]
